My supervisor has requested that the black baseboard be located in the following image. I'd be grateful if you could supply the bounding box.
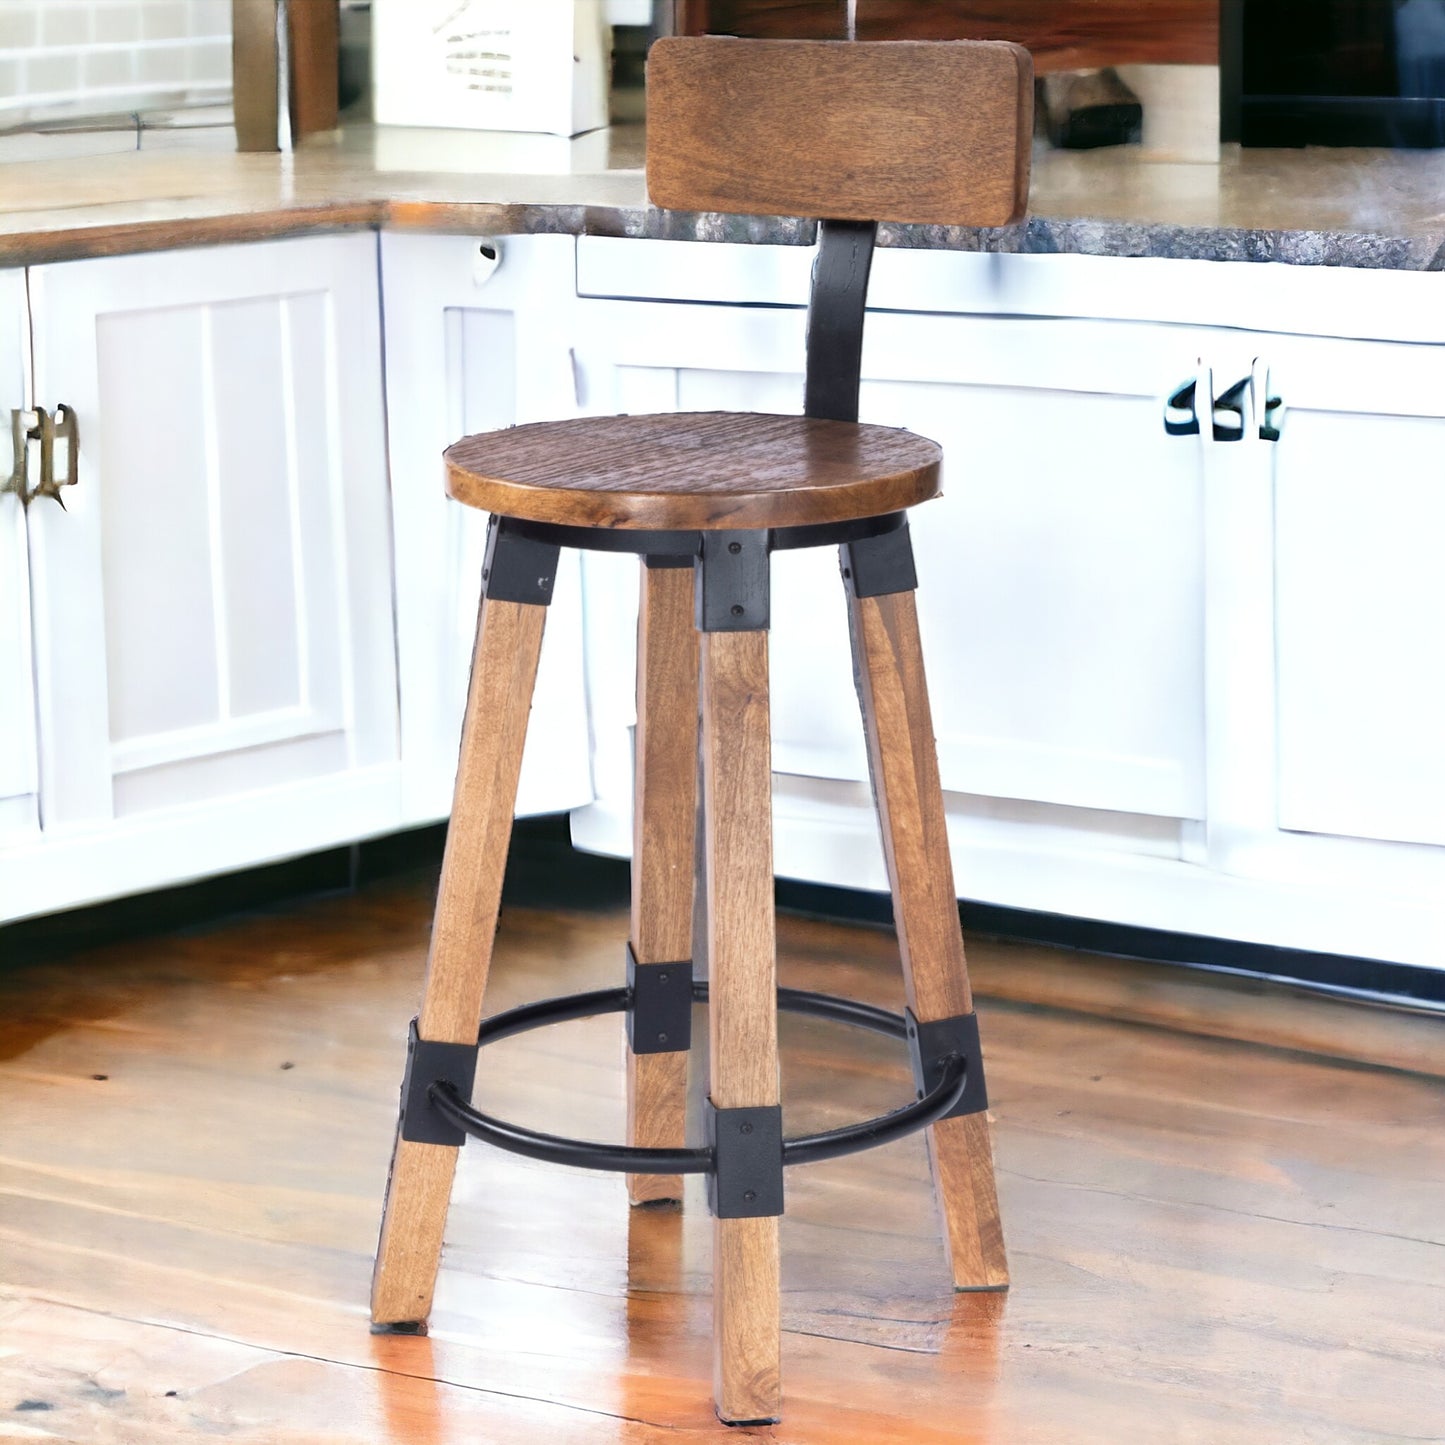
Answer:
[5,816,1441,1010]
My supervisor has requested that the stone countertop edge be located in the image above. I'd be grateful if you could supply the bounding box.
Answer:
[5,197,1444,272]
[562,207,1445,270]
[7,200,1443,274]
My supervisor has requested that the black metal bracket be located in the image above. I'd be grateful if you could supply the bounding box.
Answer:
[626,945,693,1054]
[805,219,878,423]
[399,1018,480,1146]
[481,516,561,605]
[906,1009,988,1121]
[706,1102,785,1219]
[696,529,770,632]
[841,519,918,599]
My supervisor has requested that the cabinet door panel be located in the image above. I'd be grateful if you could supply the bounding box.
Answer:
[620,303,1208,821]
[380,232,592,824]
[97,303,228,746]
[865,369,1204,819]
[0,268,38,845]
[27,235,399,849]
[1267,337,1445,848]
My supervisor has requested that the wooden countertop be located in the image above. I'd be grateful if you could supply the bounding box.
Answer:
[6,120,1445,270]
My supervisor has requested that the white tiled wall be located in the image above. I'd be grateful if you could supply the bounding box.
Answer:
[0,0,232,126]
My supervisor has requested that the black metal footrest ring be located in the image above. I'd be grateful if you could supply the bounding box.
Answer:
[421,981,969,1174]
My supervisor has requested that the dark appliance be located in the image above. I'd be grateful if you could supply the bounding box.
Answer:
[1224,0,1445,146]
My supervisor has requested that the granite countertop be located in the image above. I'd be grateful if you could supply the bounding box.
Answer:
[3,119,1445,270]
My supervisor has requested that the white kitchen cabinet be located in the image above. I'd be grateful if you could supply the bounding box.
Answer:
[570,251,1211,855]
[570,238,1445,970]
[0,269,39,848]
[1266,332,1445,850]
[1185,337,1445,966]
[0,235,402,921]
[379,231,593,825]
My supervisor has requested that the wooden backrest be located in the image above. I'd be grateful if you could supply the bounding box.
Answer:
[645,37,1033,227]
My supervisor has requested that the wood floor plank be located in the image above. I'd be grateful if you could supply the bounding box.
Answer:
[2,876,1443,1442]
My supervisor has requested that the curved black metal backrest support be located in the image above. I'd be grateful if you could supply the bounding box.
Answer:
[805,219,878,424]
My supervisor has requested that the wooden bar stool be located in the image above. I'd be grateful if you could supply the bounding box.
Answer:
[370,37,1033,1426]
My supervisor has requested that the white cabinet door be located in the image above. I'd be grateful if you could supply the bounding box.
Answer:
[573,295,1209,823]
[1195,335,1445,916]
[6,235,401,919]
[380,232,592,825]
[1269,333,1445,851]
[0,268,38,847]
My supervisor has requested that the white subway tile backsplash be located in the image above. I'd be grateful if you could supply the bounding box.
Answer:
[140,1,189,42]
[0,0,233,125]
[40,4,93,45]
[84,46,136,88]
[91,4,144,44]
[0,6,39,49]
[187,40,229,84]
[190,0,230,37]
[136,44,183,85]
[25,51,82,96]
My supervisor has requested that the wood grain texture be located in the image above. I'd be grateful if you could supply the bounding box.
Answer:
[3,879,1445,1441]
[445,412,941,531]
[849,587,1008,1290]
[856,0,1220,70]
[0,205,383,268]
[626,565,700,1205]
[287,0,340,139]
[698,0,848,38]
[371,597,546,1325]
[701,627,782,1422]
[646,37,1033,228]
[231,0,281,152]
[701,630,779,1113]
[625,1048,690,1205]
[713,1215,782,1424]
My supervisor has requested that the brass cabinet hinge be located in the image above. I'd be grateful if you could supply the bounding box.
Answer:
[3,404,78,509]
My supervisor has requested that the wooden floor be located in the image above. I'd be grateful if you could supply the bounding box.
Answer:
[2,869,1442,1443]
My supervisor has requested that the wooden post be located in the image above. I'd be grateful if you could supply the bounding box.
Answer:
[370,597,547,1327]
[626,564,699,1204]
[849,587,1008,1291]
[701,628,782,1424]
[231,0,280,152]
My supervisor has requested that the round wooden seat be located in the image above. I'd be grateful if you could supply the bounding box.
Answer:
[443,412,942,531]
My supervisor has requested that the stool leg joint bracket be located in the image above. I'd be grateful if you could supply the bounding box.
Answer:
[906,1008,988,1120]
[697,529,770,632]
[626,946,693,1054]
[399,1018,479,1147]
[482,516,561,606]
[706,1102,785,1219]
[841,519,917,599]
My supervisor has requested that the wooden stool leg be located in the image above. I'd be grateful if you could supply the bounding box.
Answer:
[626,562,699,1205]
[701,627,782,1424]
[847,562,1009,1293]
[370,587,549,1328]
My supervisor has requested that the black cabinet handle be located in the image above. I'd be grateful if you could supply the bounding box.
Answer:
[1211,376,1250,441]
[1164,377,1200,436]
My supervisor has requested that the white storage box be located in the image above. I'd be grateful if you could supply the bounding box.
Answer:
[372,0,609,137]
